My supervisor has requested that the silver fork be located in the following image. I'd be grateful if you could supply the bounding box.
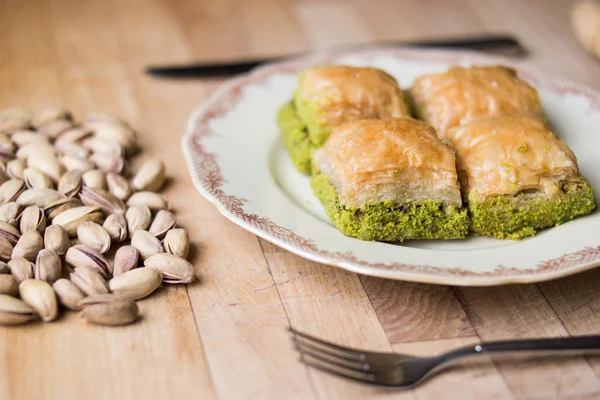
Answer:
[290,328,600,387]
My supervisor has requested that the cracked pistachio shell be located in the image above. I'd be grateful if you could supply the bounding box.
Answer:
[126,205,151,239]
[43,197,83,221]
[0,274,19,296]
[106,173,132,200]
[109,267,162,300]
[32,108,72,129]
[0,179,26,204]
[27,154,64,182]
[65,244,112,278]
[12,230,44,261]
[19,279,58,322]
[82,169,106,190]
[80,295,139,326]
[0,236,12,262]
[24,167,53,190]
[19,205,46,234]
[132,158,165,192]
[79,186,125,215]
[90,153,127,175]
[11,130,49,146]
[44,224,70,256]
[0,220,21,245]
[144,253,194,284]
[0,294,38,325]
[102,213,127,242]
[131,230,163,261]
[126,191,169,212]
[148,210,176,240]
[8,257,34,282]
[34,249,62,284]
[77,221,111,254]
[0,202,22,226]
[0,109,31,134]
[17,188,66,208]
[52,278,85,311]
[163,228,189,259]
[6,159,26,180]
[60,154,94,172]
[113,245,139,277]
[70,266,109,296]
[51,205,103,237]
[58,169,83,197]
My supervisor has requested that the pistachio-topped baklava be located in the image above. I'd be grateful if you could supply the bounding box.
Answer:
[278,65,410,174]
[445,116,595,239]
[311,118,469,241]
[410,66,543,137]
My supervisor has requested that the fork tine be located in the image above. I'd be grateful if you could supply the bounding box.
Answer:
[294,339,372,372]
[300,353,377,384]
[293,335,369,363]
[289,328,367,361]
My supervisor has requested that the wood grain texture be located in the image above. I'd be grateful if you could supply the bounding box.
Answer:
[0,0,598,399]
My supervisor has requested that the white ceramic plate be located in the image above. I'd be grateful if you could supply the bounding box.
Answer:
[182,48,600,286]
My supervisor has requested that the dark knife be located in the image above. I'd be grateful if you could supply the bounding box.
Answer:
[146,34,524,78]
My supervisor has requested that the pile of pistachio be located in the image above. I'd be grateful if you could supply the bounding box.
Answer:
[0,108,193,326]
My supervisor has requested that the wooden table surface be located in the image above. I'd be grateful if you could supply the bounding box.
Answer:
[2,0,600,399]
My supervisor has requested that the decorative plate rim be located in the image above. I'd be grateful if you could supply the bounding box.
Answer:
[181,47,600,286]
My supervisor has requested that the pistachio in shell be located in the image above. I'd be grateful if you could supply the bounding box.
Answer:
[43,224,70,256]
[19,279,58,322]
[51,205,102,237]
[8,257,34,282]
[12,230,44,261]
[52,278,85,311]
[0,294,38,325]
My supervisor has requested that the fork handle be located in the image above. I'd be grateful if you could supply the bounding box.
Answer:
[441,335,600,362]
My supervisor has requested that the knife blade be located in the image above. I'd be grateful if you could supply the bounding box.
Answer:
[145,34,524,78]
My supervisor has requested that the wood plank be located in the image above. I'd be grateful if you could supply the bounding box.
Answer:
[455,285,600,399]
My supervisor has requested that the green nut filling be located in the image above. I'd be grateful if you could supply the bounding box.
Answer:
[311,172,470,241]
[293,94,331,147]
[469,181,596,240]
[277,102,313,175]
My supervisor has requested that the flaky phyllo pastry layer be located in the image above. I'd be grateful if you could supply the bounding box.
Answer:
[410,66,543,137]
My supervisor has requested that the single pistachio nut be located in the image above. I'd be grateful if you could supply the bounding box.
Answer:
[82,169,107,190]
[0,261,8,274]
[0,202,22,226]
[12,230,44,261]
[65,244,112,278]
[0,109,31,134]
[0,274,19,296]
[148,210,176,240]
[164,228,189,259]
[52,278,85,311]
[43,197,83,221]
[60,154,94,172]
[132,158,166,192]
[103,213,127,242]
[0,294,38,325]
[51,205,102,236]
[54,142,89,159]
[11,130,49,147]
[23,167,54,190]
[44,225,70,256]
[17,188,66,208]
[34,249,62,284]
[77,221,111,254]
[19,205,46,234]
[8,257,34,282]
[79,186,125,215]
[16,141,56,159]
[27,154,65,183]
[131,230,163,261]
[6,159,27,180]
[109,267,162,300]
[0,220,21,245]
[81,136,124,157]
[70,266,110,296]
[19,279,58,322]
[38,119,73,139]
[106,173,132,200]
[0,236,13,262]
[58,169,83,197]
[90,153,127,175]
[0,179,26,204]
[54,127,93,146]
[32,108,72,129]
[80,295,139,326]
[144,253,194,284]
[113,245,139,277]
[126,191,170,211]
[126,205,151,239]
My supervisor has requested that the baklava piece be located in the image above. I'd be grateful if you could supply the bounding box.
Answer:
[446,116,595,239]
[278,65,410,174]
[311,118,469,241]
